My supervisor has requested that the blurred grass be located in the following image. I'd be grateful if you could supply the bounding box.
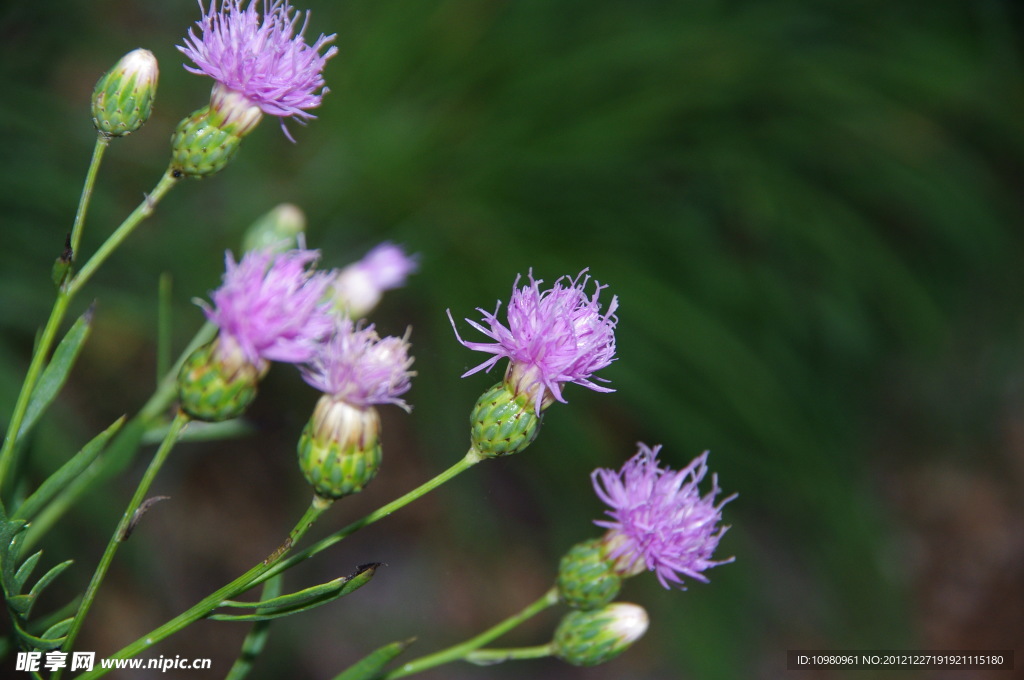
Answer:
[2,1,1024,678]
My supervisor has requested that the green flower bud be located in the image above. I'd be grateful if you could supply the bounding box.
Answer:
[169,84,263,179]
[469,381,542,458]
[241,203,306,254]
[556,539,622,610]
[92,48,158,137]
[297,396,382,500]
[553,603,649,667]
[177,336,267,422]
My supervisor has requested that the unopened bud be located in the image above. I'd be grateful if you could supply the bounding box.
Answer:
[553,603,649,667]
[241,204,306,254]
[556,539,622,610]
[469,381,542,458]
[297,396,382,500]
[92,48,158,137]
[177,336,267,421]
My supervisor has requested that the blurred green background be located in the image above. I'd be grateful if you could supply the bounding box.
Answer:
[2,1,1023,678]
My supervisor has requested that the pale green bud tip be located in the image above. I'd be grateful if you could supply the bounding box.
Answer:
[469,381,542,458]
[177,336,267,422]
[556,539,622,610]
[297,396,382,500]
[242,204,306,254]
[92,48,158,136]
[553,603,649,667]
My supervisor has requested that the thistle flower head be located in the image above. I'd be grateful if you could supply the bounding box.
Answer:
[592,444,735,589]
[332,242,418,317]
[178,0,337,137]
[202,246,335,365]
[450,269,618,414]
[300,317,415,411]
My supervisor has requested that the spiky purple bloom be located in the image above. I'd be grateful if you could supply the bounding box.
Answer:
[332,242,418,317]
[301,318,415,411]
[178,0,337,133]
[203,247,335,365]
[449,269,618,413]
[592,444,735,589]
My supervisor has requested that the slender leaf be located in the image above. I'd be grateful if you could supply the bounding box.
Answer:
[212,564,379,622]
[17,307,94,445]
[13,550,41,592]
[12,620,66,651]
[224,575,283,680]
[141,418,253,446]
[331,638,417,680]
[40,617,73,641]
[14,416,125,522]
[27,559,74,614]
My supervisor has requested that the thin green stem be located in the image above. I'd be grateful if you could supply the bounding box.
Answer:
[77,449,484,678]
[69,135,111,258]
[465,644,555,664]
[253,448,484,587]
[383,587,560,679]
[0,168,179,495]
[74,497,332,680]
[60,411,191,661]
[67,169,179,297]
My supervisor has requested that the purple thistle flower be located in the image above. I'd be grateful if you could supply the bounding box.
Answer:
[178,0,337,137]
[592,444,736,589]
[332,242,419,317]
[449,269,618,413]
[301,318,415,411]
[203,246,336,365]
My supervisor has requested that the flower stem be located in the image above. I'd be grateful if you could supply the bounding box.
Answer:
[73,497,333,680]
[0,168,179,495]
[67,169,179,297]
[76,449,485,678]
[69,135,111,258]
[60,411,191,661]
[253,448,485,587]
[382,587,560,678]
[465,644,555,664]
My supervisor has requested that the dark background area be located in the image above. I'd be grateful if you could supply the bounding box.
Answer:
[2,1,1023,678]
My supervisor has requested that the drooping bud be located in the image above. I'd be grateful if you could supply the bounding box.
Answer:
[242,204,306,254]
[555,538,622,610]
[177,335,268,422]
[468,380,542,458]
[552,603,649,667]
[297,395,382,499]
[92,48,159,137]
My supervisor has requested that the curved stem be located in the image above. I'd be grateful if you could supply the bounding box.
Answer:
[77,449,485,678]
[67,169,179,297]
[70,135,111,258]
[253,448,484,587]
[74,497,332,680]
[0,168,180,495]
[60,411,191,660]
[383,587,560,679]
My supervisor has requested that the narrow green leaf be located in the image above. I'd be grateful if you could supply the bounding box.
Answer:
[40,616,73,640]
[14,416,125,522]
[224,575,283,680]
[13,550,42,592]
[332,638,417,680]
[17,307,94,445]
[28,560,73,609]
[157,272,172,385]
[13,619,66,651]
[212,564,379,622]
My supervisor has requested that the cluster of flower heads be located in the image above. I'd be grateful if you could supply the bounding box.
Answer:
[592,444,735,589]
[202,245,335,365]
[178,0,337,138]
[451,269,618,413]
